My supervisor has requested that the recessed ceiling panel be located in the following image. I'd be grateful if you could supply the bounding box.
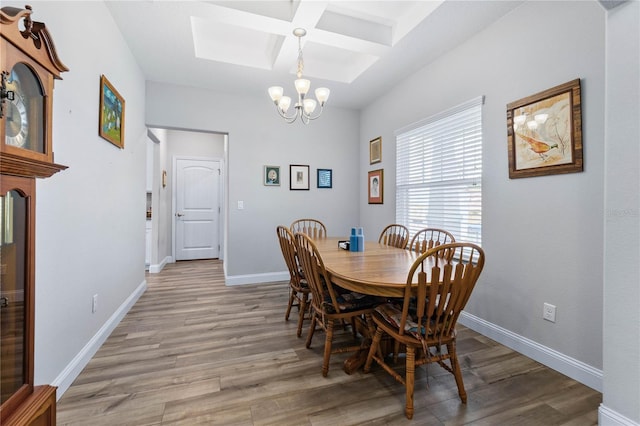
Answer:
[192,17,282,70]
[316,9,392,46]
[300,42,379,84]
[205,0,300,22]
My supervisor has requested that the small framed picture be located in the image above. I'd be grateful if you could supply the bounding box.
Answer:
[99,75,125,149]
[290,165,310,190]
[369,136,382,164]
[317,168,332,188]
[264,165,280,186]
[368,169,383,204]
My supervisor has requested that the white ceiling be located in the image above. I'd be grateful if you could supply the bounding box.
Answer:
[105,1,523,110]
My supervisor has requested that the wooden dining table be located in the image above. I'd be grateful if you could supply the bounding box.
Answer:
[313,237,420,298]
[312,237,423,373]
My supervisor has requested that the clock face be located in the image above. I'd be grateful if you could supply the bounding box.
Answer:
[3,64,44,153]
[4,80,28,148]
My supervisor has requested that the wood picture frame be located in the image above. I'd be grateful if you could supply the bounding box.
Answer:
[289,164,309,190]
[369,136,382,164]
[99,75,125,149]
[264,165,280,186]
[317,168,332,188]
[507,79,582,179]
[368,169,383,204]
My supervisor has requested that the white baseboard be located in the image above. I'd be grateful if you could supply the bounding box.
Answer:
[599,404,640,426]
[148,255,172,273]
[51,279,147,399]
[459,311,603,392]
[225,270,289,286]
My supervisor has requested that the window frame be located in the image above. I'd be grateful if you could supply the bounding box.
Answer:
[395,96,484,245]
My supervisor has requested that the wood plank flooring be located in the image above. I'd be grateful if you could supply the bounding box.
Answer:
[57,260,601,425]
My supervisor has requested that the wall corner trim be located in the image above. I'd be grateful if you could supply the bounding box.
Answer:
[148,256,172,273]
[598,404,640,426]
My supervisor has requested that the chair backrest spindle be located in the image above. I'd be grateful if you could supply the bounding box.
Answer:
[378,224,409,249]
[290,218,327,240]
[408,228,455,254]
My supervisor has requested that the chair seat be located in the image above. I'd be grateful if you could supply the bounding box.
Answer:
[323,291,382,313]
[373,302,452,343]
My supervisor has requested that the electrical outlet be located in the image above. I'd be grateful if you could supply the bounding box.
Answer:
[237,200,244,210]
[543,302,556,323]
[92,294,98,313]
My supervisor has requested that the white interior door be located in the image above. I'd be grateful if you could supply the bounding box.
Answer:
[175,158,220,260]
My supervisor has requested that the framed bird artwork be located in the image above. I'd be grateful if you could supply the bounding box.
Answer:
[506,79,583,179]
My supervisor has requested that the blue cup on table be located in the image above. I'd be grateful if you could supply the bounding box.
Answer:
[356,227,364,252]
[350,227,358,252]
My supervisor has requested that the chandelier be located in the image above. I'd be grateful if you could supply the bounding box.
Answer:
[268,28,330,124]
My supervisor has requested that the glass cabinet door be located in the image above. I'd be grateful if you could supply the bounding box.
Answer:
[0,189,28,404]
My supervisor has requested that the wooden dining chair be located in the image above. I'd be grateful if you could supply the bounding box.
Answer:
[408,228,455,254]
[294,232,382,377]
[276,225,310,337]
[290,218,327,239]
[378,224,409,249]
[364,242,485,419]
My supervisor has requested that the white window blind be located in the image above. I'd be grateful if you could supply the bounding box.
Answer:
[395,96,483,245]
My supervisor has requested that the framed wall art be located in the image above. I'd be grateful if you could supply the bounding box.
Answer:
[368,169,383,204]
[507,79,583,179]
[99,74,125,149]
[317,168,332,188]
[289,164,309,190]
[369,136,382,164]
[264,165,280,186]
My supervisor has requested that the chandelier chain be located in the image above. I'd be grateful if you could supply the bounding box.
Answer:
[296,36,304,79]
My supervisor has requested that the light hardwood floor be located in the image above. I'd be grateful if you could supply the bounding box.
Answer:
[57,260,601,425]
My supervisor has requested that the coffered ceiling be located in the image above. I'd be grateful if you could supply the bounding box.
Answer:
[105,1,523,109]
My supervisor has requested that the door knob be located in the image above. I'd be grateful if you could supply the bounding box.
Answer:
[176,213,184,217]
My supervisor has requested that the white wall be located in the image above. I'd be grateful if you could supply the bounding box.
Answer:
[166,129,225,158]
[601,2,640,423]
[360,0,605,382]
[146,83,361,280]
[4,1,148,392]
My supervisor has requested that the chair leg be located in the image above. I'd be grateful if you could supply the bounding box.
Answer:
[322,320,335,377]
[447,342,467,403]
[350,317,358,339]
[285,288,296,321]
[305,313,317,349]
[296,295,307,338]
[393,340,400,363]
[405,346,415,420]
[364,327,383,373]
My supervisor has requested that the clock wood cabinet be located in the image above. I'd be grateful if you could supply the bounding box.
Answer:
[1,6,68,425]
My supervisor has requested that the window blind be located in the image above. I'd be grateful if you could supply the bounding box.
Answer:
[395,96,483,245]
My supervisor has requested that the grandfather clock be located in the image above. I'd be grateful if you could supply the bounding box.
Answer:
[1,5,68,425]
